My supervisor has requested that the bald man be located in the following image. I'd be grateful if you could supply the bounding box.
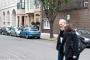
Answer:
[56,19,67,60]
[59,19,67,30]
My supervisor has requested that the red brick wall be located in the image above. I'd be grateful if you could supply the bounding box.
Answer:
[70,9,90,31]
[53,1,90,34]
[42,1,90,34]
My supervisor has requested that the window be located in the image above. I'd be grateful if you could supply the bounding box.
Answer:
[21,0,25,9]
[26,0,29,11]
[84,1,88,7]
[35,0,40,9]
[17,2,21,9]
[30,0,35,9]
[43,18,50,29]
[17,0,25,9]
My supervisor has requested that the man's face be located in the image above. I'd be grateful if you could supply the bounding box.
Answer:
[59,19,66,30]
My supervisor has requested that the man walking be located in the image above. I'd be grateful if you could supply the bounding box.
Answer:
[63,24,79,60]
[56,19,67,60]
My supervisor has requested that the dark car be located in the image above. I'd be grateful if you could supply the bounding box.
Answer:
[75,29,90,48]
[20,26,41,39]
[0,27,2,34]
[1,27,11,35]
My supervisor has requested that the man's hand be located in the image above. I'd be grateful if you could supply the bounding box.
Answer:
[73,56,77,59]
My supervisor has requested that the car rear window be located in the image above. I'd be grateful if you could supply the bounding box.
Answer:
[78,30,90,35]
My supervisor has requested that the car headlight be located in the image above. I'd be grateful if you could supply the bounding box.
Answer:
[84,37,90,41]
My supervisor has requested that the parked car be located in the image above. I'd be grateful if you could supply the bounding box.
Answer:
[20,26,41,39]
[75,29,90,48]
[1,27,11,35]
[0,27,2,34]
[10,27,21,37]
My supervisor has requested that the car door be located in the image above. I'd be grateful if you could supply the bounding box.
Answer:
[20,28,24,37]
[10,28,14,36]
[12,28,15,36]
[23,28,29,37]
[21,28,27,37]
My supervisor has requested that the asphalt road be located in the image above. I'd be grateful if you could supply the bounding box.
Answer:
[0,35,57,60]
[0,35,90,60]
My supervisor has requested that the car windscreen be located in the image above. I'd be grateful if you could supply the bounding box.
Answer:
[23,27,38,31]
[78,30,90,35]
[24,28,30,31]
[30,27,38,31]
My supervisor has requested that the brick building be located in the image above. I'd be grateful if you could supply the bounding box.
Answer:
[41,0,90,34]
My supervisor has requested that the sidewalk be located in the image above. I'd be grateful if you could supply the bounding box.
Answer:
[41,33,58,41]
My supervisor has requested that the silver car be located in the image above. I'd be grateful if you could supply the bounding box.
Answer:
[10,27,21,37]
[75,29,90,48]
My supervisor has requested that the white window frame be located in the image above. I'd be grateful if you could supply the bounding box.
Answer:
[84,1,88,7]
[21,0,25,9]
[43,18,50,29]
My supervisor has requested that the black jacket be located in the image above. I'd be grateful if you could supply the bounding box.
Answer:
[63,31,79,58]
[56,30,64,53]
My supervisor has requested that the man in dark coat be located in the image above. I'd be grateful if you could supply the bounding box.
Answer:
[63,24,79,60]
[56,19,67,60]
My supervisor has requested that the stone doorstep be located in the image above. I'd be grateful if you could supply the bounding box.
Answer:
[41,33,58,41]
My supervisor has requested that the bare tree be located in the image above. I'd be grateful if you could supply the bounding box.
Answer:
[40,0,69,38]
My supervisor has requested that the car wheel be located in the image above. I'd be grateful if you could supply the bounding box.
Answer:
[14,33,17,37]
[25,35,29,39]
[20,36,22,38]
[37,37,40,39]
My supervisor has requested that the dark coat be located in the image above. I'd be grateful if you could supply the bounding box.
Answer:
[56,30,64,53]
[63,31,79,58]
